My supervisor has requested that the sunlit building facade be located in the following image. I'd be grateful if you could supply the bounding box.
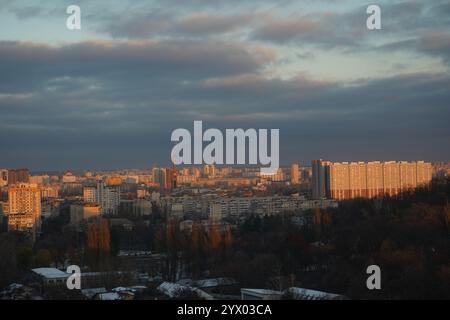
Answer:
[312,160,432,200]
[7,183,41,231]
[290,163,299,185]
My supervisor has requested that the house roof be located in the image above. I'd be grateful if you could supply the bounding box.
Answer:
[31,268,69,279]
[195,278,237,288]
[157,282,189,298]
[81,287,107,299]
[98,292,121,300]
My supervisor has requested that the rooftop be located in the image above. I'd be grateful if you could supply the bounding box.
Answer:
[286,287,348,300]
[31,268,69,279]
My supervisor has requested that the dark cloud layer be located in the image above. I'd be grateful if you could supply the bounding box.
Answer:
[0,40,449,170]
[0,1,449,170]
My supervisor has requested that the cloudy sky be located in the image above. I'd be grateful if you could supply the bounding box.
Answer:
[0,0,449,170]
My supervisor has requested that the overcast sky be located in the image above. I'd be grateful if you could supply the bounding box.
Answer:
[0,0,449,171]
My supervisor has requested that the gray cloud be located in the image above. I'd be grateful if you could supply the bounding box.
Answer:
[419,32,450,63]
[375,32,450,65]
[0,40,277,94]
[0,40,449,170]
[1,1,449,170]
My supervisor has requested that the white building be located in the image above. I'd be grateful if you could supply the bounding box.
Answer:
[32,268,69,286]
[83,181,120,215]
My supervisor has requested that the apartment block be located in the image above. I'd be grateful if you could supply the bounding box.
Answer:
[7,183,41,231]
[312,160,432,200]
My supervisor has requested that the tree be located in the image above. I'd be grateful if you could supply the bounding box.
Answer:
[34,249,52,267]
[85,218,111,270]
[17,245,33,271]
[208,224,222,252]
[0,233,17,287]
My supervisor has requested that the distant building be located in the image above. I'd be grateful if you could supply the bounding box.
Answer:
[165,166,177,189]
[41,199,62,219]
[40,185,59,199]
[62,172,77,183]
[290,163,299,185]
[209,202,222,222]
[152,168,166,188]
[0,207,8,233]
[301,167,312,184]
[432,162,450,178]
[119,199,152,217]
[0,169,8,187]
[203,164,216,177]
[109,218,134,231]
[162,195,337,219]
[106,176,123,186]
[261,168,284,182]
[83,181,120,215]
[312,160,331,199]
[7,169,30,185]
[83,185,96,203]
[312,160,432,200]
[7,183,41,232]
[70,203,101,225]
[29,175,50,185]
[136,189,147,199]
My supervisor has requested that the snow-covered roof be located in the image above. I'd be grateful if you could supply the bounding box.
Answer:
[157,282,189,298]
[81,287,107,299]
[192,288,214,300]
[241,288,281,295]
[98,292,121,300]
[130,285,147,291]
[177,279,194,286]
[286,287,347,300]
[31,268,69,279]
[195,278,237,288]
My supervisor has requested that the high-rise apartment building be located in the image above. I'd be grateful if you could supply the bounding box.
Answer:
[152,168,166,188]
[312,159,331,199]
[151,167,177,189]
[312,160,432,200]
[7,183,41,231]
[165,166,177,189]
[290,163,299,185]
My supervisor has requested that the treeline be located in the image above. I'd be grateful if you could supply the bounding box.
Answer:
[1,178,448,300]
[208,178,450,299]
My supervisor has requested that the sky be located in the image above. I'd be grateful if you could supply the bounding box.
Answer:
[0,0,449,171]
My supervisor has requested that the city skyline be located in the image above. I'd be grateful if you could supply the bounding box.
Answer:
[1,0,450,170]
[1,159,447,175]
